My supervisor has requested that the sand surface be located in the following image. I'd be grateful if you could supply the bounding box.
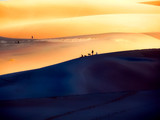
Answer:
[0,33,160,75]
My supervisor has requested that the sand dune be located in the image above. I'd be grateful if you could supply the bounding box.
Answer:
[0,90,159,120]
[0,33,160,75]
[144,32,160,40]
[0,49,160,120]
[0,49,160,100]
[0,14,160,39]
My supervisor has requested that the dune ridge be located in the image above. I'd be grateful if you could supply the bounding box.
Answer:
[0,49,160,100]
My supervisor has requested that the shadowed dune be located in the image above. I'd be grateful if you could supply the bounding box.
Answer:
[0,49,160,120]
[0,49,160,100]
[0,90,160,120]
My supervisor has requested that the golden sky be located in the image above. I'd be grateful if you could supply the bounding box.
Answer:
[0,0,160,38]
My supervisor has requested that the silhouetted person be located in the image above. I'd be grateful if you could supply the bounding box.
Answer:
[15,41,19,44]
[81,54,84,57]
[31,36,34,39]
[92,50,94,55]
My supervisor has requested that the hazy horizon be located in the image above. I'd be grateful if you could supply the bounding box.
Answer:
[1,33,160,75]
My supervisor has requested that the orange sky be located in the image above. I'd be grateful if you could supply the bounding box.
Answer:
[0,0,160,38]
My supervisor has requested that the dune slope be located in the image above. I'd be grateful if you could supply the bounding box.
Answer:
[0,49,160,100]
[0,90,160,120]
[1,32,160,75]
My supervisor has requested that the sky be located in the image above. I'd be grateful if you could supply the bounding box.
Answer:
[0,0,160,38]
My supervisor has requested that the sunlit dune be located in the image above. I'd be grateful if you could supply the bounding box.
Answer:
[0,14,160,39]
[143,32,160,40]
[1,0,160,32]
[141,1,160,6]
[0,33,160,75]
[1,0,160,21]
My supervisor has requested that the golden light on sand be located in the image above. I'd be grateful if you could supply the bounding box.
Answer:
[141,0,160,6]
[0,0,160,38]
[0,33,160,75]
[0,14,160,39]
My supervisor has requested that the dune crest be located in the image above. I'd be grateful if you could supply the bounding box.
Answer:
[0,49,160,100]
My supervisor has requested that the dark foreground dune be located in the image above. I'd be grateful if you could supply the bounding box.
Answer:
[0,49,160,120]
[0,90,160,120]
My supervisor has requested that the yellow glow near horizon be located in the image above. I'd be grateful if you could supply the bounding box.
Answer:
[0,33,160,75]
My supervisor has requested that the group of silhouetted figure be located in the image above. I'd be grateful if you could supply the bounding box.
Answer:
[81,50,98,57]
